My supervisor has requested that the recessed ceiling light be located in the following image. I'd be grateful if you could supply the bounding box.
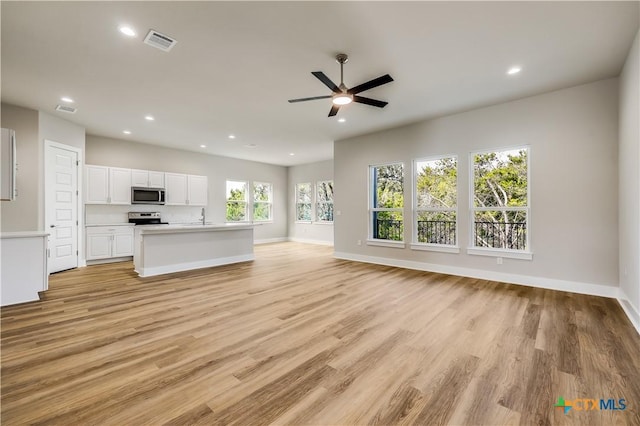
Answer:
[338,118,346,123]
[289,153,295,156]
[60,97,74,103]
[123,130,131,135]
[119,26,136,37]
[228,134,236,139]
[507,66,522,75]
[200,144,207,148]
[145,115,155,121]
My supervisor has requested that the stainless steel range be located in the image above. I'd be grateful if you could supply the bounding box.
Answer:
[128,212,168,225]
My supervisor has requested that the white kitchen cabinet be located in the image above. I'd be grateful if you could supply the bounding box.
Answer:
[85,165,109,203]
[165,173,188,205]
[110,167,132,204]
[165,173,207,206]
[132,169,165,188]
[188,175,208,206]
[86,226,134,260]
[85,165,132,204]
[1,232,49,306]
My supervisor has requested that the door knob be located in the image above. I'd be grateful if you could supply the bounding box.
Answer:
[50,224,56,228]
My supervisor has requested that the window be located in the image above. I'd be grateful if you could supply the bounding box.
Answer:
[471,147,529,254]
[369,163,404,242]
[252,182,273,222]
[414,156,457,247]
[295,183,312,221]
[226,180,248,221]
[316,181,334,222]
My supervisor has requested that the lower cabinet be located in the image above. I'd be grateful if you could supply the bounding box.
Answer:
[86,226,134,260]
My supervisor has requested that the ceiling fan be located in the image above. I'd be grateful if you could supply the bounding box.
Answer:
[288,53,393,117]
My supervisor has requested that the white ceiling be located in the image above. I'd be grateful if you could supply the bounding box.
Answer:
[2,2,638,166]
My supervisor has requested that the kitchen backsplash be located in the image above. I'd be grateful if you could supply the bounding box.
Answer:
[85,204,204,225]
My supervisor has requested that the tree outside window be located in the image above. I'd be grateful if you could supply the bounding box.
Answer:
[472,147,529,251]
[295,183,312,221]
[316,181,334,222]
[252,182,272,221]
[226,180,247,221]
[415,156,457,245]
[370,163,404,241]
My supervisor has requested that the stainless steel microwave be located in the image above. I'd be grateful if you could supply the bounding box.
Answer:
[131,187,165,205]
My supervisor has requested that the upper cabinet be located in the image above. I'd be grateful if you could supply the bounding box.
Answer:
[165,173,207,206]
[85,165,131,204]
[85,166,206,206]
[188,175,208,206]
[165,173,188,205]
[131,169,165,188]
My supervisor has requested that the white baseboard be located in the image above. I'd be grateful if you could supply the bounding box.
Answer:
[86,256,133,266]
[617,290,640,336]
[333,251,620,299]
[137,254,255,278]
[254,237,288,245]
[288,237,334,246]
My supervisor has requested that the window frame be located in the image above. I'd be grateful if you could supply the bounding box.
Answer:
[315,180,334,224]
[225,179,249,222]
[295,182,313,223]
[252,181,273,223]
[411,155,460,254]
[368,162,405,248]
[468,145,532,260]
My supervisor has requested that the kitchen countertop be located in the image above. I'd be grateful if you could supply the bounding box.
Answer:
[1,231,50,239]
[136,223,254,234]
[85,223,136,227]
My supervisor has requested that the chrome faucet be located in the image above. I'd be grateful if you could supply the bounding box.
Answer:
[201,207,206,225]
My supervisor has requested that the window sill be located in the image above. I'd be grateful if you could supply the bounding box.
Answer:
[366,239,405,249]
[295,220,312,224]
[467,247,533,260]
[411,244,460,254]
[252,220,273,225]
[313,221,334,225]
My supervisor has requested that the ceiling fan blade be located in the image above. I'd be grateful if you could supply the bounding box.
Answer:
[312,71,340,93]
[353,95,388,108]
[328,105,340,117]
[288,95,332,103]
[347,74,394,95]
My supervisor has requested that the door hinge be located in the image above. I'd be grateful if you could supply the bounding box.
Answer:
[76,250,79,255]
[76,160,79,166]
[76,220,79,226]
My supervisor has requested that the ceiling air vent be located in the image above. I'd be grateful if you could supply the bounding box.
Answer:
[143,29,177,52]
[55,104,77,114]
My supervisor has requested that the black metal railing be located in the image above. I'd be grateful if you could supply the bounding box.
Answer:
[474,221,526,250]
[372,218,527,250]
[374,219,403,241]
[417,220,456,245]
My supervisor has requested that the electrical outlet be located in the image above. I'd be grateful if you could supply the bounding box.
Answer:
[497,257,503,265]
[357,240,362,246]
[336,210,342,216]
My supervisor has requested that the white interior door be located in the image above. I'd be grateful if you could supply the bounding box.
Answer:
[45,142,79,273]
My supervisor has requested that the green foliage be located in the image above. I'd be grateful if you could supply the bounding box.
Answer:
[296,203,311,221]
[253,183,271,202]
[374,164,403,208]
[474,149,527,208]
[253,202,271,221]
[226,201,246,221]
[317,181,334,221]
[416,157,457,209]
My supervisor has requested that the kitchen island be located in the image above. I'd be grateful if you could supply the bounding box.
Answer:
[133,223,254,277]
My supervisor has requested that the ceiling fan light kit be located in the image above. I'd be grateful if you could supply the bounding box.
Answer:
[288,53,393,117]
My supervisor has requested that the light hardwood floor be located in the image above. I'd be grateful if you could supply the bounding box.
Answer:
[2,242,639,425]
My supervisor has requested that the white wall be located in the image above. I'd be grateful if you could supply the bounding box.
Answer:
[334,79,619,293]
[1,104,39,231]
[85,135,288,242]
[287,160,334,245]
[1,104,85,232]
[618,29,640,325]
